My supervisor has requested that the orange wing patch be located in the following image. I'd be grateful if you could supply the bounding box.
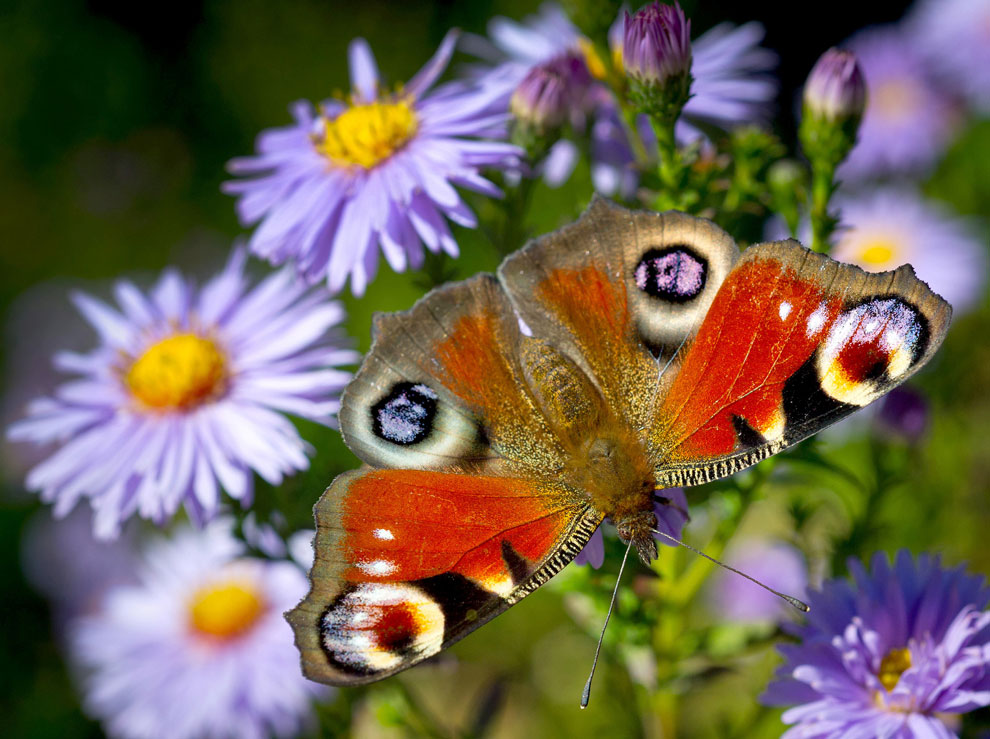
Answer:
[340,469,578,592]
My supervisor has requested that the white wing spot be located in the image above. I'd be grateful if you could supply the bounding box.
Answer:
[779,301,792,321]
[806,304,828,337]
[358,559,397,576]
[373,528,395,541]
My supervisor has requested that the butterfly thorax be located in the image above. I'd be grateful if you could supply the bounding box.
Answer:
[564,425,660,564]
[522,338,660,563]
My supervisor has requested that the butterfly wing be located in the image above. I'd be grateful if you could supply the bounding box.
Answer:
[339,273,575,473]
[650,240,952,486]
[298,271,604,685]
[287,468,599,685]
[498,197,740,431]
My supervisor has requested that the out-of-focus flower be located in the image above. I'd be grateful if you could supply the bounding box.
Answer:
[908,0,990,113]
[469,3,776,191]
[7,250,356,538]
[705,539,807,624]
[831,187,987,313]
[623,2,692,119]
[839,25,957,179]
[874,386,930,444]
[575,488,688,567]
[70,520,325,739]
[511,51,593,135]
[224,33,522,295]
[763,550,990,738]
[20,508,138,620]
[803,48,866,126]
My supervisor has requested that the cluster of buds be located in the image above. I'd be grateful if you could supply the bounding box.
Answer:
[510,51,593,152]
[622,2,692,123]
[800,48,867,166]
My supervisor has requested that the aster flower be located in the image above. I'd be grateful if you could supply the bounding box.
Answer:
[224,33,522,295]
[705,539,807,624]
[763,550,990,738]
[831,187,987,314]
[7,249,356,538]
[69,520,325,739]
[839,25,957,180]
[469,3,777,191]
[907,0,990,113]
[574,488,689,567]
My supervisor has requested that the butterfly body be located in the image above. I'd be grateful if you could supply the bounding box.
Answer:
[288,198,950,686]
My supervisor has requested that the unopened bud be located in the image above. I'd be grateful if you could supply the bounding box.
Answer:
[622,2,692,121]
[804,48,866,123]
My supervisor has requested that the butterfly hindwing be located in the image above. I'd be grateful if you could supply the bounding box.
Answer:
[650,239,952,486]
[287,468,599,685]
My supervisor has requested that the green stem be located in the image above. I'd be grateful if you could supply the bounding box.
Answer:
[809,159,837,253]
[620,106,652,171]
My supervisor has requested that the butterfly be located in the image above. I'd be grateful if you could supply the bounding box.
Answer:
[286,197,950,686]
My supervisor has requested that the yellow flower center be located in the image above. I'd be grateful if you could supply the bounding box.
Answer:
[878,646,912,691]
[857,239,899,266]
[126,334,227,410]
[317,99,418,169]
[578,37,623,81]
[189,581,266,641]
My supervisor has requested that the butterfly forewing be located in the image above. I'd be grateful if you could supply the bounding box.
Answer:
[498,197,740,430]
[650,240,951,486]
[339,273,567,473]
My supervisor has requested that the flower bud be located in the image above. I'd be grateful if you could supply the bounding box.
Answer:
[622,2,692,120]
[510,52,592,142]
[804,48,866,124]
[799,48,867,166]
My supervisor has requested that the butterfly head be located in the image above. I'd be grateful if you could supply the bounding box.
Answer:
[615,509,660,565]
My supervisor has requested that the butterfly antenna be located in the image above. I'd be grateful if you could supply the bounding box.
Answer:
[580,538,633,709]
[650,529,810,613]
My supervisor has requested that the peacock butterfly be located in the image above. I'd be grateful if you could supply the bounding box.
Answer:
[286,197,951,685]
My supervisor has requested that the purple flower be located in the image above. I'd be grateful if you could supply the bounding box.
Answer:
[622,2,692,88]
[839,25,958,180]
[470,3,777,191]
[763,550,990,738]
[574,488,689,567]
[706,539,807,624]
[7,249,356,538]
[511,51,593,132]
[804,48,866,123]
[874,386,930,444]
[831,187,987,314]
[69,520,326,739]
[224,33,522,295]
[907,0,990,113]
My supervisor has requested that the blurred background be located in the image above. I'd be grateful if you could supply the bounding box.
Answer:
[2,0,988,736]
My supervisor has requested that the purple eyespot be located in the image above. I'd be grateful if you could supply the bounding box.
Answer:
[372,382,438,445]
[634,247,708,303]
